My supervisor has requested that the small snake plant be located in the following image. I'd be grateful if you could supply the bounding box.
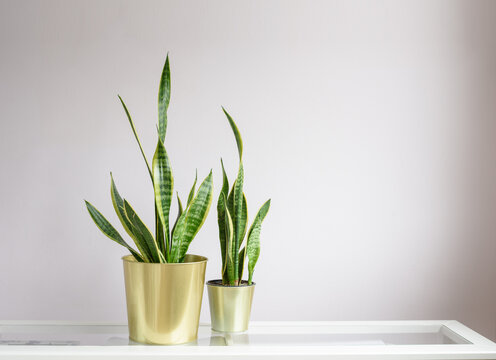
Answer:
[85,55,213,263]
[218,109,271,285]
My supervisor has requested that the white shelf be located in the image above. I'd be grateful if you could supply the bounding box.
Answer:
[0,321,495,359]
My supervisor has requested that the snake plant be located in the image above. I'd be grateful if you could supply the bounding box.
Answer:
[218,109,271,285]
[84,55,213,263]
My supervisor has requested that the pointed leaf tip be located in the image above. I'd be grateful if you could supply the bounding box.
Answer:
[222,108,243,160]
[158,54,171,142]
[186,170,198,207]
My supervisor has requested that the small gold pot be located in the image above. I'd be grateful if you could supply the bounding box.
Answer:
[122,254,207,345]
[206,279,255,332]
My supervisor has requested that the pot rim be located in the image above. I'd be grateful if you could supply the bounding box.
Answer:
[206,279,256,287]
[122,254,208,265]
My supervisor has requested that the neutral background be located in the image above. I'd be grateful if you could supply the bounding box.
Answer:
[1,0,495,340]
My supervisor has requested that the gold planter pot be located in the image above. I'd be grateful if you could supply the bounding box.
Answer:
[206,280,255,332]
[122,254,207,345]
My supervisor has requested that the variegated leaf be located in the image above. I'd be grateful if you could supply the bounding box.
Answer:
[232,163,244,282]
[110,174,150,260]
[171,171,213,262]
[246,199,271,284]
[187,170,197,207]
[110,173,134,239]
[158,55,171,142]
[223,199,235,284]
[85,200,143,262]
[123,199,164,263]
[217,159,230,280]
[171,192,183,241]
[152,137,173,258]
[222,107,243,159]
[238,246,246,282]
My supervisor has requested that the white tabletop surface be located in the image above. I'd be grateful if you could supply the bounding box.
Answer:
[0,320,495,359]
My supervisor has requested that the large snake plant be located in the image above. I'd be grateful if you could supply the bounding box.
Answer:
[218,109,271,285]
[84,55,213,263]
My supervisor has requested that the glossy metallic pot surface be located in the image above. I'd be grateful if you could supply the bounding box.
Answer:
[206,279,255,332]
[123,254,207,345]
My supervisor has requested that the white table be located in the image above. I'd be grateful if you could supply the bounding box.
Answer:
[0,321,495,359]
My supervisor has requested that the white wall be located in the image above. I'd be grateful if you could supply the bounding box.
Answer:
[1,0,495,340]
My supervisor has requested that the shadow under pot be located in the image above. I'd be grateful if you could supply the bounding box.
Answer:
[206,280,255,332]
[122,254,207,345]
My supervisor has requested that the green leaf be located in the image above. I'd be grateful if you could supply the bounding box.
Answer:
[224,166,247,284]
[170,209,187,262]
[171,192,183,241]
[238,246,246,282]
[110,173,135,239]
[152,137,173,258]
[118,95,153,181]
[158,55,171,142]
[110,173,150,261]
[246,199,271,284]
[222,107,243,160]
[171,171,213,263]
[227,191,248,283]
[177,193,184,213]
[222,199,236,285]
[232,163,244,282]
[219,159,229,199]
[85,200,143,262]
[227,180,235,218]
[217,160,230,282]
[155,207,166,260]
[241,193,248,242]
[123,200,164,263]
[218,196,228,281]
[187,170,197,206]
